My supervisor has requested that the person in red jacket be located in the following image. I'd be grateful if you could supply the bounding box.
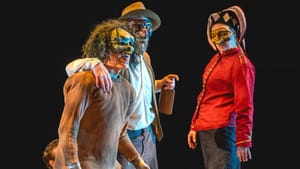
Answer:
[187,5,255,169]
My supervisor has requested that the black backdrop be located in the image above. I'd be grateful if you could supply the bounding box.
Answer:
[2,0,299,168]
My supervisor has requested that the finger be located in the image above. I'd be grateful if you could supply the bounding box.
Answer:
[190,133,197,148]
[167,74,179,81]
[95,76,100,88]
[103,76,111,92]
[163,78,176,89]
[242,149,250,162]
[237,151,244,162]
[241,153,246,162]
[192,134,197,143]
[237,149,244,162]
[102,69,113,91]
[241,148,251,162]
[98,74,113,92]
[187,134,193,148]
[187,138,192,148]
[247,149,252,160]
[187,138,196,149]
[99,77,107,92]
[107,75,113,90]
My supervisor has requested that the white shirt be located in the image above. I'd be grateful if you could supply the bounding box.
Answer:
[127,55,155,130]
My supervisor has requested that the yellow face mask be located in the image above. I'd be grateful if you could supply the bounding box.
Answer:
[110,28,135,55]
[210,28,232,44]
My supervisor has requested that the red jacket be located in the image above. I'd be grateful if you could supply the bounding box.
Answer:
[190,48,255,147]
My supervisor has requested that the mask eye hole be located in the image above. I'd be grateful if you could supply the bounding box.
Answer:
[210,29,232,43]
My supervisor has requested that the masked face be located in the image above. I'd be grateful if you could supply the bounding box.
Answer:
[107,28,135,71]
[210,28,232,44]
[128,17,152,52]
[110,28,135,54]
[210,24,238,53]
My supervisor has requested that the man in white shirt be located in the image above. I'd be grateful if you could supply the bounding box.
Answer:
[65,2,179,169]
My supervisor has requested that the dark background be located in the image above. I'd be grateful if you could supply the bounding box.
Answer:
[2,0,299,168]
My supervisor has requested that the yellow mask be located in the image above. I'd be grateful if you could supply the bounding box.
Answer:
[210,28,232,44]
[110,28,135,54]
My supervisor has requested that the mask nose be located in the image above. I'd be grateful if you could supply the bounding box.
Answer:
[124,44,134,54]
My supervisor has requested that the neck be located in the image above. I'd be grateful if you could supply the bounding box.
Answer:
[104,65,120,79]
[110,72,119,79]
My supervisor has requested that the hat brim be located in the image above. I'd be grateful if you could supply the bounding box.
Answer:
[119,9,161,31]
